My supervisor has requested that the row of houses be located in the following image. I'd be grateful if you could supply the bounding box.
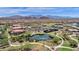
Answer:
[10,24,25,35]
[67,29,79,36]
[9,23,64,35]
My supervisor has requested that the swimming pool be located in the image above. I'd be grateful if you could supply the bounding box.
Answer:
[30,34,53,41]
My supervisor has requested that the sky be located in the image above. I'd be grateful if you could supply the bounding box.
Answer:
[0,7,79,17]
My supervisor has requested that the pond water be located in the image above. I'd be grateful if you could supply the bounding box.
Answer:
[76,23,79,27]
[72,23,79,27]
[30,34,53,41]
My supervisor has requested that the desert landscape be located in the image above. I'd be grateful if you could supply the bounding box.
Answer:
[0,7,79,51]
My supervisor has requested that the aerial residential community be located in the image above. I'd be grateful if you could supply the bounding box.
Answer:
[0,7,79,51]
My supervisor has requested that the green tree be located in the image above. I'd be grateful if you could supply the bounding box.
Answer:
[0,38,9,48]
[25,34,31,41]
[69,40,77,48]
[20,44,33,51]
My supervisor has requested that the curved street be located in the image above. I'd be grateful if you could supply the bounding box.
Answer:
[7,31,79,51]
[29,42,54,51]
[53,34,64,50]
[69,35,78,43]
[8,41,54,51]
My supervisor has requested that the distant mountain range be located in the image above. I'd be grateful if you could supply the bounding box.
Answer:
[0,15,79,20]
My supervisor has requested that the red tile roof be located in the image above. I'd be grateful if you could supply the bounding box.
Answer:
[11,29,25,33]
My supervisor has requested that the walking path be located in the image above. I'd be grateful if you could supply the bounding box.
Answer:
[69,35,78,43]
[8,41,54,51]
[53,35,64,50]
[30,42,54,51]
[60,46,74,50]
[69,35,79,48]
[8,31,78,51]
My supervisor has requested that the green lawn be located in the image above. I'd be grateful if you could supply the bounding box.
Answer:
[5,43,35,51]
[62,41,70,47]
[73,36,79,42]
[57,47,73,51]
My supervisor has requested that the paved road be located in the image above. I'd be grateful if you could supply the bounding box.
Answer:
[60,46,74,50]
[69,35,79,49]
[30,42,54,51]
[8,41,54,51]
[9,32,77,51]
[53,35,64,50]
[54,33,79,51]
[69,35,78,43]
[45,33,64,50]
[69,35,79,48]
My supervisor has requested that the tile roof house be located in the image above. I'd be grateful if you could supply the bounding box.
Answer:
[67,29,79,36]
[10,24,25,34]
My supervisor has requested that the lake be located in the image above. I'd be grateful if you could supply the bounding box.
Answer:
[30,34,53,41]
